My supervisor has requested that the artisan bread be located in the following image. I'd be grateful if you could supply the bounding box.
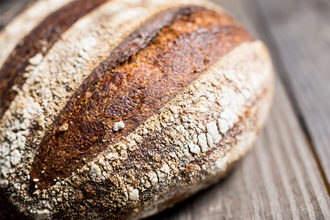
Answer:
[0,0,274,219]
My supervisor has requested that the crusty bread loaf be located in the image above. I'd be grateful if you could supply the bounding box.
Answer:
[0,0,274,219]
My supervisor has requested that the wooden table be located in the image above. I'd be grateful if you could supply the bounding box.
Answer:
[1,0,329,219]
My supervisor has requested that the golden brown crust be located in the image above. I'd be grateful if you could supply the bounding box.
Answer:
[0,0,274,218]
[134,88,269,219]
[57,102,262,219]
[30,6,252,190]
[0,0,108,119]
[51,78,273,219]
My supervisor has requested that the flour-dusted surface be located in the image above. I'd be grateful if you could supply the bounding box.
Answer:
[0,0,277,219]
[0,0,208,192]
[0,0,72,68]
[148,0,330,219]
[0,1,225,218]
[1,0,329,219]
[2,38,273,218]
[1,0,328,219]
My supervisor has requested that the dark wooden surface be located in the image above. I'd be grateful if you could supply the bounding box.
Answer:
[0,0,329,219]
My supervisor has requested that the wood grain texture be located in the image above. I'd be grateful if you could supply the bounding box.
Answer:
[0,0,329,219]
[250,0,330,182]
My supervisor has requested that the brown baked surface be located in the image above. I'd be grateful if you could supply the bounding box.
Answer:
[30,6,251,190]
[0,0,274,219]
[0,0,107,119]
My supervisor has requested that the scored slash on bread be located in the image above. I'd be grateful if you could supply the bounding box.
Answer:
[0,0,274,219]
[31,5,252,190]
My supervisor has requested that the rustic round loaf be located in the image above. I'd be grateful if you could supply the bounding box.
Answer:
[0,0,274,219]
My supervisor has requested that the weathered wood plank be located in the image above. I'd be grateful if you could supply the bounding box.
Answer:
[249,0,330,182]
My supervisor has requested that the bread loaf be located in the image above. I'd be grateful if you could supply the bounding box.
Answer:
[0,0,274,219]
